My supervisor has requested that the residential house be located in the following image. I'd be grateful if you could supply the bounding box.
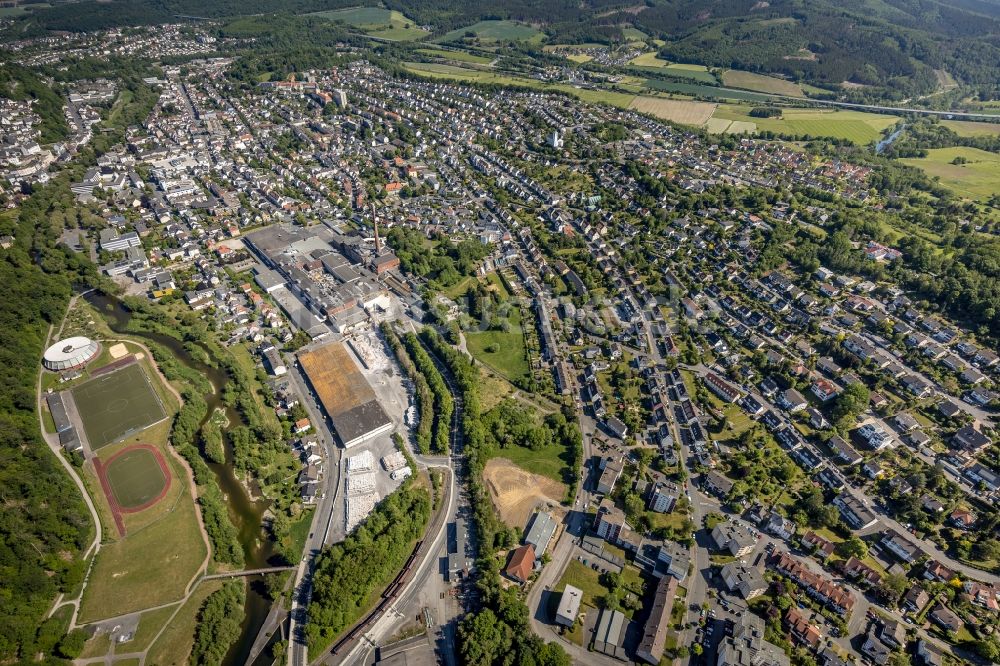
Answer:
[712,521,756,558]
[903,585,930,613]
[833,492,879,530]
[721,562,768,600]
[929,604,963,633]
[881,530,925,564]
[785,608,821,649]
[504,544,535,584]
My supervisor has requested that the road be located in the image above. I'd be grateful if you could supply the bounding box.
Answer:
[286,346,345,666]
[317,324,472,666]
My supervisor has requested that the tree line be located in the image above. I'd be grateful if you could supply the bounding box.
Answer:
[306,482,430,652]
[417,327,572,665]
[382,323,435,454]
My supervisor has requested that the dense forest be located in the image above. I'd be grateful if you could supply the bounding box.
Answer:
[0,180,96,660]
[0,62,70,143]
[386,225,490,288]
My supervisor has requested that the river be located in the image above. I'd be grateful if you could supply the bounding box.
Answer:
[875,123,907,154]
[84,291,278,666]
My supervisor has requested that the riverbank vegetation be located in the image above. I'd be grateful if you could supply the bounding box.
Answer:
[191,579,246,665]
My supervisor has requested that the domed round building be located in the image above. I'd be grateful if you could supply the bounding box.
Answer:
[43,336,100,372]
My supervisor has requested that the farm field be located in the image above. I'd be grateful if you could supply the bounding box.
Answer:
[403,63,637,108]
[310,7,427,40]
[642,79,775,102]
[414,48,492,64]
[941,120,1000,137]
[709,105,898,143]
[722,69,803,96]
[439,20,543,44]
[630,51,669,68]
[71,362,167,449]
[900,147,1000,199]
[629,96,716,125]
[630,54,718,83]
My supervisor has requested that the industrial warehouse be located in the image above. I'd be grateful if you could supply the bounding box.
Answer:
[298,341,394,448]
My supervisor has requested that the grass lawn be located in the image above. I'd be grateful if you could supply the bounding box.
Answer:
[710,105,897,144]
[438,20,543,44]
[104,446,167,508]
[466,307,531,385]
[130,604,181,651]
[106,89,135,128]
[79,633,112,660]
[722,69,803,97]
[621,27,647,41]
[281,507,314,560]
[477,368,517,411]
[712,404,753,441]
[650,511,690,532]
[146,579,224,666]
[442,275,476,300]
[78,483,207,622]
[310,7,427,40]
[487,440,574,486]
[900,147,1000,199]
[557,560,607,609]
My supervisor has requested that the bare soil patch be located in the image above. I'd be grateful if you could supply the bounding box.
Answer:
[483,458,565,529]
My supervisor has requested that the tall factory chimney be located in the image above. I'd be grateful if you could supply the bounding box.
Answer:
[371,205,382,253]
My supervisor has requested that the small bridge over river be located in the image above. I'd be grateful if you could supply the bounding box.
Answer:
[204,566,296,580]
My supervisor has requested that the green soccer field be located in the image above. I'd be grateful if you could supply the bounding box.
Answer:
[71,363,167,449]
[105,447,168,509]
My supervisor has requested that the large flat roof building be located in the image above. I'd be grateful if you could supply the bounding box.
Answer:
[592,608,628,661]
[298,342,393,447]
[718,613,790,666]
[555,585,582,627]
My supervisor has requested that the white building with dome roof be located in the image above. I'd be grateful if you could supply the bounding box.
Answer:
[42,336,100,372]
